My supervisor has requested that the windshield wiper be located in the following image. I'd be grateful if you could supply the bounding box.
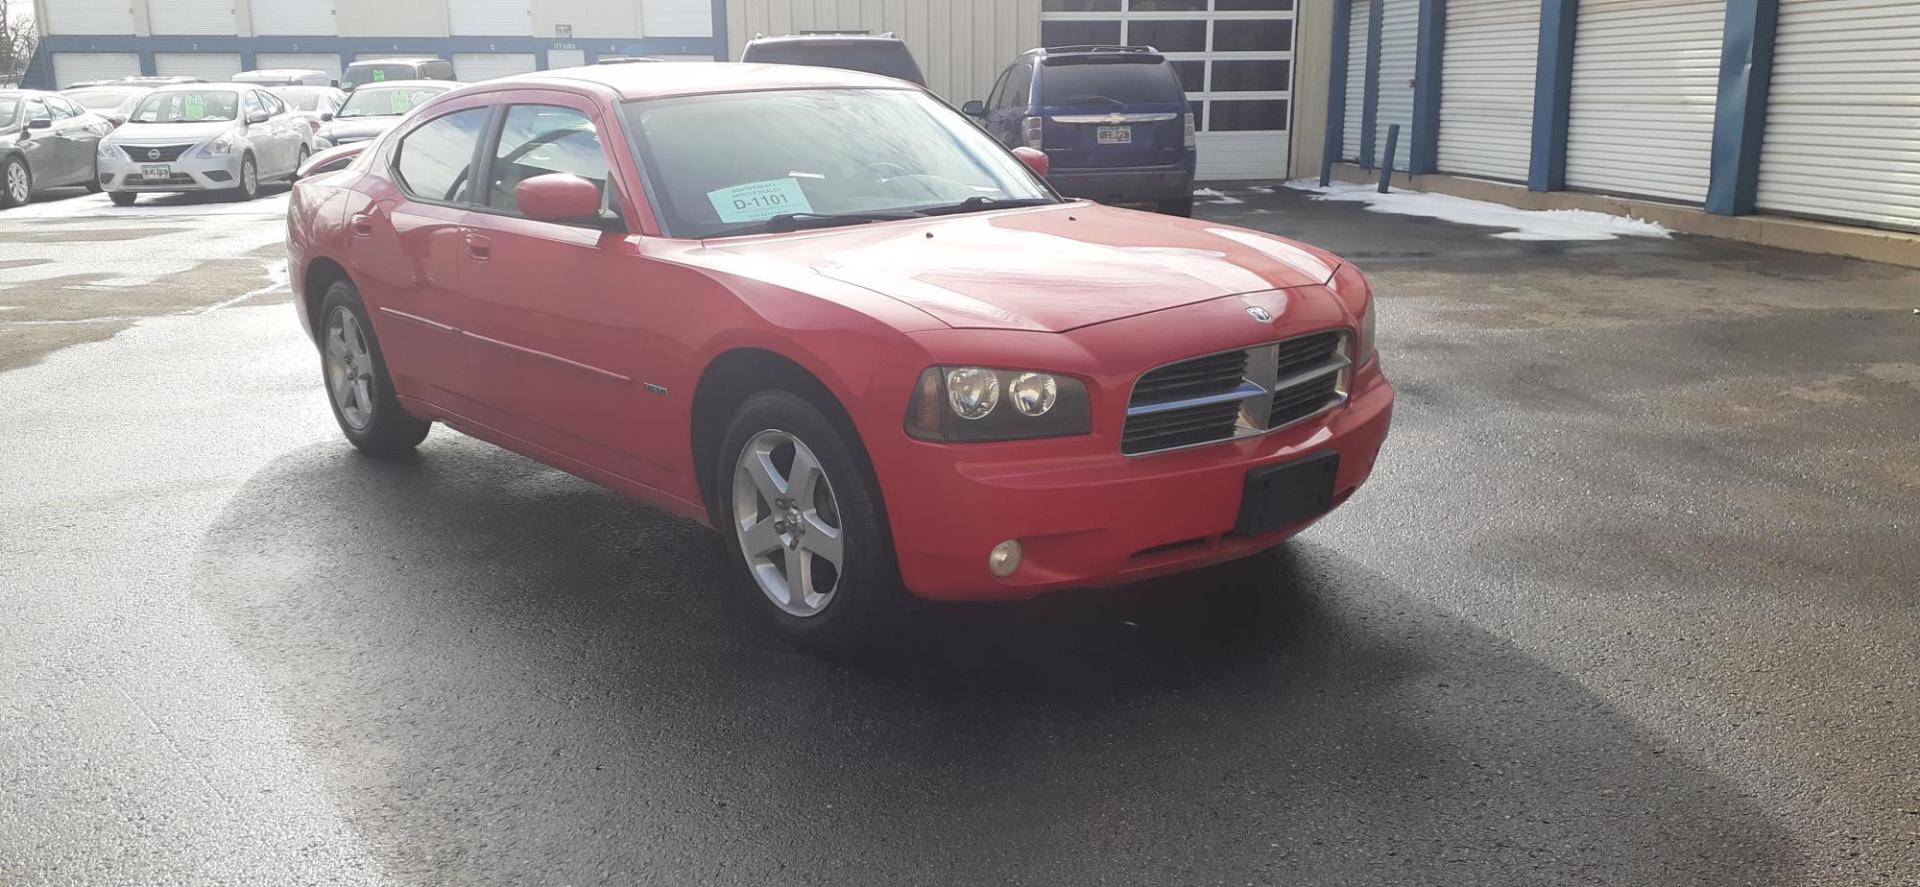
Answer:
[914,196,1056,216]
[705,211,924,238]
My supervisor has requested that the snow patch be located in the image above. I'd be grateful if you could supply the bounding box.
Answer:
[1194,187,1244,205]
[1284,180,1670,242]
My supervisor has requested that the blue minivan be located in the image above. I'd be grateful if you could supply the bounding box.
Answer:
[965,45,1196,216]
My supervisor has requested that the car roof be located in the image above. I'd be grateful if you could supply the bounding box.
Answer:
[347,57,442,65]
[345,79,453,90]
[499,61,915,101]
[746,33,909,46]
[1022,44,1166,61]
[151,82,248,94]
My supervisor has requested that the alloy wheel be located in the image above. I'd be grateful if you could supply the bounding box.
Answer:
[323,307,376,430]
[731,429,846,617]
[241,158,257,197]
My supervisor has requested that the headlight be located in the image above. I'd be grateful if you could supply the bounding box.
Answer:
[197,134,237,158]
[906,367,1091,442]
[98,139,116,158]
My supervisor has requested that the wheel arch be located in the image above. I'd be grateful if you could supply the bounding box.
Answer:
[301,256,353,343]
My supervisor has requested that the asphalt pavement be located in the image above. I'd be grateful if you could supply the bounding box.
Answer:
[1,184,1914,886]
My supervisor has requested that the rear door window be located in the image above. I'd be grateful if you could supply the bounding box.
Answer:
[395,107,490,204]
[1039,61,1185,106]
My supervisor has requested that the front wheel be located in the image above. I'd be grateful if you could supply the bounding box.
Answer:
[318,281,430,455]
[718,390,903,652]
[107,191,137,207]
[230,153,259,201]
[1,156,31,208]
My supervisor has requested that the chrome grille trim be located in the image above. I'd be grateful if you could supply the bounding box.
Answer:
[1122,330,1352,457]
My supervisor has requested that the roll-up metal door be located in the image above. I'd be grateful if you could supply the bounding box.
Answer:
[1564,0,1725,204]
[1373,0,1418,170]
[1343,0,1371,162]
[44,0,136,35]
[52,53,142,87]
[1756,0,1920,232]
[147,0,238,35]
[449,0,532,36]
[1436,0,1539,182]
[451,53,538,81]
[154,53,245,81]
[250,0,335,35]
[547,49,586,69]
[255,53,344,82]
[642,0,714,37]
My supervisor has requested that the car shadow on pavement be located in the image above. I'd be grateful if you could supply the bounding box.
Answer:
[192,434,1805,887]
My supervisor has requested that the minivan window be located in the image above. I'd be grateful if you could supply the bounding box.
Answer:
[344,63,438,91]
[395,107,489,203]
[742,41,926,85]
[1039,61,1186,106]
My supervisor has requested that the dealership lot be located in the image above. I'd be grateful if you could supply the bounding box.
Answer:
[2,186,1915,885]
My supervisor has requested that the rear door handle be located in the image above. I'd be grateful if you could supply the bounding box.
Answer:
[465,232,491,260]
[349,213,373,236]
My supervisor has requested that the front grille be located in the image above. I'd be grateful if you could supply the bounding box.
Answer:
[124,173,197,187]
[1121,330,1351,456]
[121,144,195,162]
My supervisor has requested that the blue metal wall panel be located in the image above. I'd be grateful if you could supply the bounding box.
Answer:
[1409,0,1445,174]
[1527,0,1577,192]
[1706,0,1780,215]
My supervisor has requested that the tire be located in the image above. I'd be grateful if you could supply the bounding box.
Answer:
[230,153,259,201]
[84,165,103,193]
[1157,196,1194,217]
[318,281,431,456]
[291,145,310,181]
[107,191,137,207]
[1,156,31,209]
[716,390,904,652]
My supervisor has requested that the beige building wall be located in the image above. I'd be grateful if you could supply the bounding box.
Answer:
[727,0,1043,105]
[1289,0,1333,179]
[534,0,641,39]
[335,0,450,38]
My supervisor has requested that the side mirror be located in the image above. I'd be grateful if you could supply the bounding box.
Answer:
[248,112,269,124]
[517,173,620,230]
[961,100,986,117]
[320,112,334,122]
[26,118,53,131]
[1012,146,1049,178]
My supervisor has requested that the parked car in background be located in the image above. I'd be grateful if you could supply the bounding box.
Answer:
[968,45,1197,216]
[236,69,336,87]
[341,57,456,91]
[595,56,663,65]
[99,84,312,205]
[740,33,926,86]
[312,81,454,148]
[285,63,1390,652]
[62,84,154,128]
[270,85,349,150]
[0,89,112,208]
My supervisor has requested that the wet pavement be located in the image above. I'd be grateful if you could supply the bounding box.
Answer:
[1,185,1915,886]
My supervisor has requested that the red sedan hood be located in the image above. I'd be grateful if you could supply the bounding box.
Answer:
[697,203,1339,332]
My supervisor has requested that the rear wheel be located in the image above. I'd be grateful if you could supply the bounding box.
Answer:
[107,191,137,207]
[1157,196,1194,217]
[319,281,430,456]
[718,390,903,652]
[1,156,31,208]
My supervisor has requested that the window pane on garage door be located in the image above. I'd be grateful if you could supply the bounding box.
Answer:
[1042,20,1122,46]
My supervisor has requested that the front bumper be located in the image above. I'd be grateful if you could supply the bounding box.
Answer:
[1047,164,1194,204]
[98,149,243,192]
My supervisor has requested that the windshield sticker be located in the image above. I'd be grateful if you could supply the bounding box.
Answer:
[372,68,387,82]
[183,95,206,120]
[707,177,813,223]
[390,90,414,113]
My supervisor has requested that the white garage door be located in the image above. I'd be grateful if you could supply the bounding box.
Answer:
[251,0,335,35]
[1040,2,1297,181]
[449,0,532,36]
[642,0,714,37]
[53,52,142,87]
[155,53,245,81]
[1437,0,1540,183]
[452,53,538,81]
[255,53,344,83]
[1756,0,1920,232]
[1373,0,1418,171]
[1565,0,1725,204]
[45,0,135,34]
[1343,0,1371,162]
[147,0,238,35]
[547,49,586,69]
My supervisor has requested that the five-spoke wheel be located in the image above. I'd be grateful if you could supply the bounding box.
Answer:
[732,429,846,617]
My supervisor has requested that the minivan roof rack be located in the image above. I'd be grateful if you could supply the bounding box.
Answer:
[1034,44,1159,55]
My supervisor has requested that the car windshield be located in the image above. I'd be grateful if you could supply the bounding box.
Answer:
[343,64,421,91]
[1040,60,1185,105]
[274,88,334,111]
[128,90,240,123]
[0,98,17,129]
[68,89,138,110]
[622,88,1054,238]
[337,86,444,119]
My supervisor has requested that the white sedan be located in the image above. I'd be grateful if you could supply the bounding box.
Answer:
[98,84,311,205]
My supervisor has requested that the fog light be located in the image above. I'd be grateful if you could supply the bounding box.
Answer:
[988,539,1023,578]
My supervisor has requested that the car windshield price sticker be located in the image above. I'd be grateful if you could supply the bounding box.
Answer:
[183,95,206,120]
[707,177,813,223]
[372,69,387,82]
[390,90,413,113]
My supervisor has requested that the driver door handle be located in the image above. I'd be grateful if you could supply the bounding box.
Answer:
[465,232,491,260]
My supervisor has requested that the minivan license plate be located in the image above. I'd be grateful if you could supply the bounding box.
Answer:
[141,164,171,179]
[1097,125,1133,145]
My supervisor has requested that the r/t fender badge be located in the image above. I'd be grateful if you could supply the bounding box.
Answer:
[1246,306,1273,323]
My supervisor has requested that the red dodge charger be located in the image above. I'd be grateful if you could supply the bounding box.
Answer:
[286,63,1393,650]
